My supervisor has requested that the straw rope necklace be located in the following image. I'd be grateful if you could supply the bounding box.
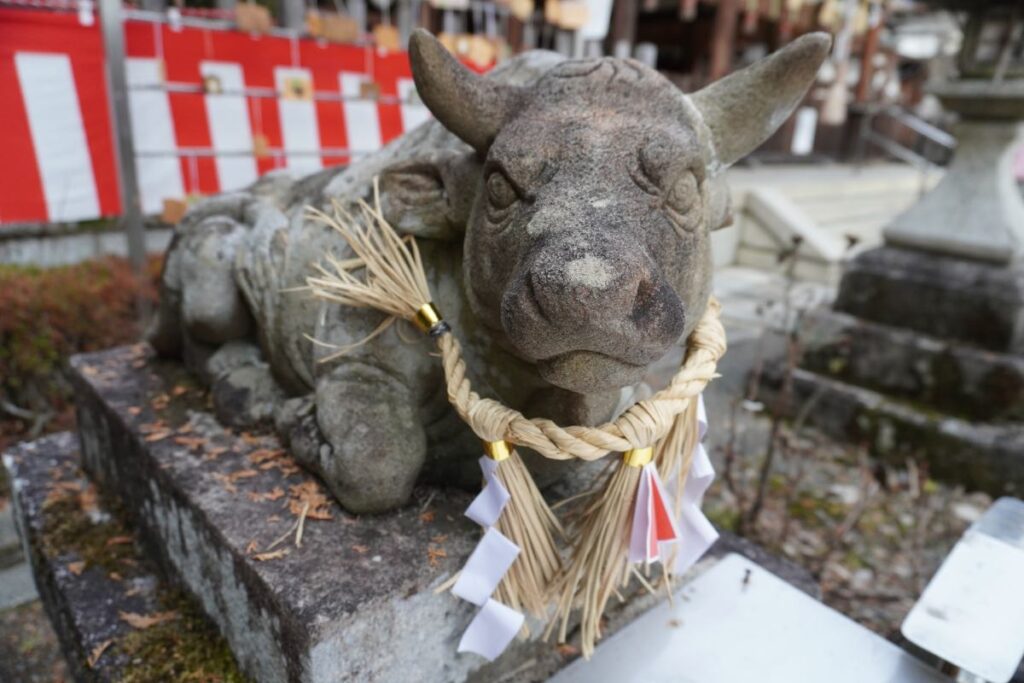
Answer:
[306,182,727,659]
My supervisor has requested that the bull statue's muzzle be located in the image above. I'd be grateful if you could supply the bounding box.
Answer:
[501,240,685,392]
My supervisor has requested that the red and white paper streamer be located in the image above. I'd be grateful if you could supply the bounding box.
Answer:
[451,456,524,661]
[628,394,718,572]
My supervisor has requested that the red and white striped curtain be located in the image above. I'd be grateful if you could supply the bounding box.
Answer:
[0,8,433,225]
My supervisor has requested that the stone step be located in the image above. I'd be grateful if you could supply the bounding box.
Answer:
[2,431,248,682]
[799,308,1024,423]
[761,367,1024,497]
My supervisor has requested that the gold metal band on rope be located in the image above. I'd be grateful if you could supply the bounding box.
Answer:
[415,303,442,332]
[414,302,451,337]
[623,447,654,468]
[483,440,511,462]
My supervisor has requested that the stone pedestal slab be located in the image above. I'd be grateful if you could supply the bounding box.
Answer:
[800,308,1024,422]
[68,344,518,683]
[4,429,820,682]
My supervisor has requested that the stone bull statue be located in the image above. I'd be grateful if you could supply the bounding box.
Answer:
[149,30,830,513]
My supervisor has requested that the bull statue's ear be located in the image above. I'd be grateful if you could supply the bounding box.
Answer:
[409,29,522,153]
[692,32,831,170]
[378,149,481,240]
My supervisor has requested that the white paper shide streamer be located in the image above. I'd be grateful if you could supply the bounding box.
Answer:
[452,456,524,661]
[671,394,720,574]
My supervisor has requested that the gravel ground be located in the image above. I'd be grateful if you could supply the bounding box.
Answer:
[702,400,991,639]
[0,601,68,682]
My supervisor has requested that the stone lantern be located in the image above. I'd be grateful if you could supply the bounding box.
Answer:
[789,0,1024,495]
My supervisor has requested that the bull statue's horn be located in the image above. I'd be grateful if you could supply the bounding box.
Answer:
[409,29,521,153]
[692,32,832,170]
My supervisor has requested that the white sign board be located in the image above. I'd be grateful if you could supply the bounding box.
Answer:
[551,553,950,683]
[903,497,1024,683]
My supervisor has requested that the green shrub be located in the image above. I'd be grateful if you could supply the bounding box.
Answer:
[0,256,161,418]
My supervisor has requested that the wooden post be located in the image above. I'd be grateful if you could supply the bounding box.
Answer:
[856,1,886,103]
[709,0,740,81]
[607,0,638,57]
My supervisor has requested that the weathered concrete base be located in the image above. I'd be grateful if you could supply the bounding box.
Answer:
[835,245,1024,353]
[3,432,245,682]
[764,365,1024,496]
[4,427,818,683]
[59,344,816,682]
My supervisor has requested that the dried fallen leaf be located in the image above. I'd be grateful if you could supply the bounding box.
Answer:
[427,546,447,567]
[119,610,178,630]
[171,385,188,396]
[239,432,263,445]
[144,430,172,443]
[419,510,435,523]
[253,549,289,562]
[213,473,238,494]
[106,535,134,547]
[139,420,167,434]
[248,448,285,465]
[351,545,369,554]
[288,481,333,520]
[174,436,206,450]
[557,643,579,658]
[245,540,258,554]
[203,446,229,461]
[109,572,123,582]
[127,406,142,416]
[228,469,259,482]
[430,534,449,544]
[88,639,113,668]
[248,487,286,503]
[68,561,86,576]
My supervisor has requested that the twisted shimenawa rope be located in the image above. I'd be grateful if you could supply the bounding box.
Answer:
[435,298,726,460]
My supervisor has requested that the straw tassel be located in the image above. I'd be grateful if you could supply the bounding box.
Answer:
[306,181,562,628]
[492,449,563,619]
[547,455,643,657]
[548,399,699,658]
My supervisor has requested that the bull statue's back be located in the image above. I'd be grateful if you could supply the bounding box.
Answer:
[149,31,829,513]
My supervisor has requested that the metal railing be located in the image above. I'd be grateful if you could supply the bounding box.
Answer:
[853,103,956,195]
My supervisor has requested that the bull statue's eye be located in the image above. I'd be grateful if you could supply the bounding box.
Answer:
[665,173,702,233]
[486,171,518,211]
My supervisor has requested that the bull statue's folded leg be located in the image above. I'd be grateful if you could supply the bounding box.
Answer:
[310,362,426,514]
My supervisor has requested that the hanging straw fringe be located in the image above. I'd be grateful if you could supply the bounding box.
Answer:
[546,458,642,656]
[306,178,727,658]
[545,397,703,657]
[493,450,563,620]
